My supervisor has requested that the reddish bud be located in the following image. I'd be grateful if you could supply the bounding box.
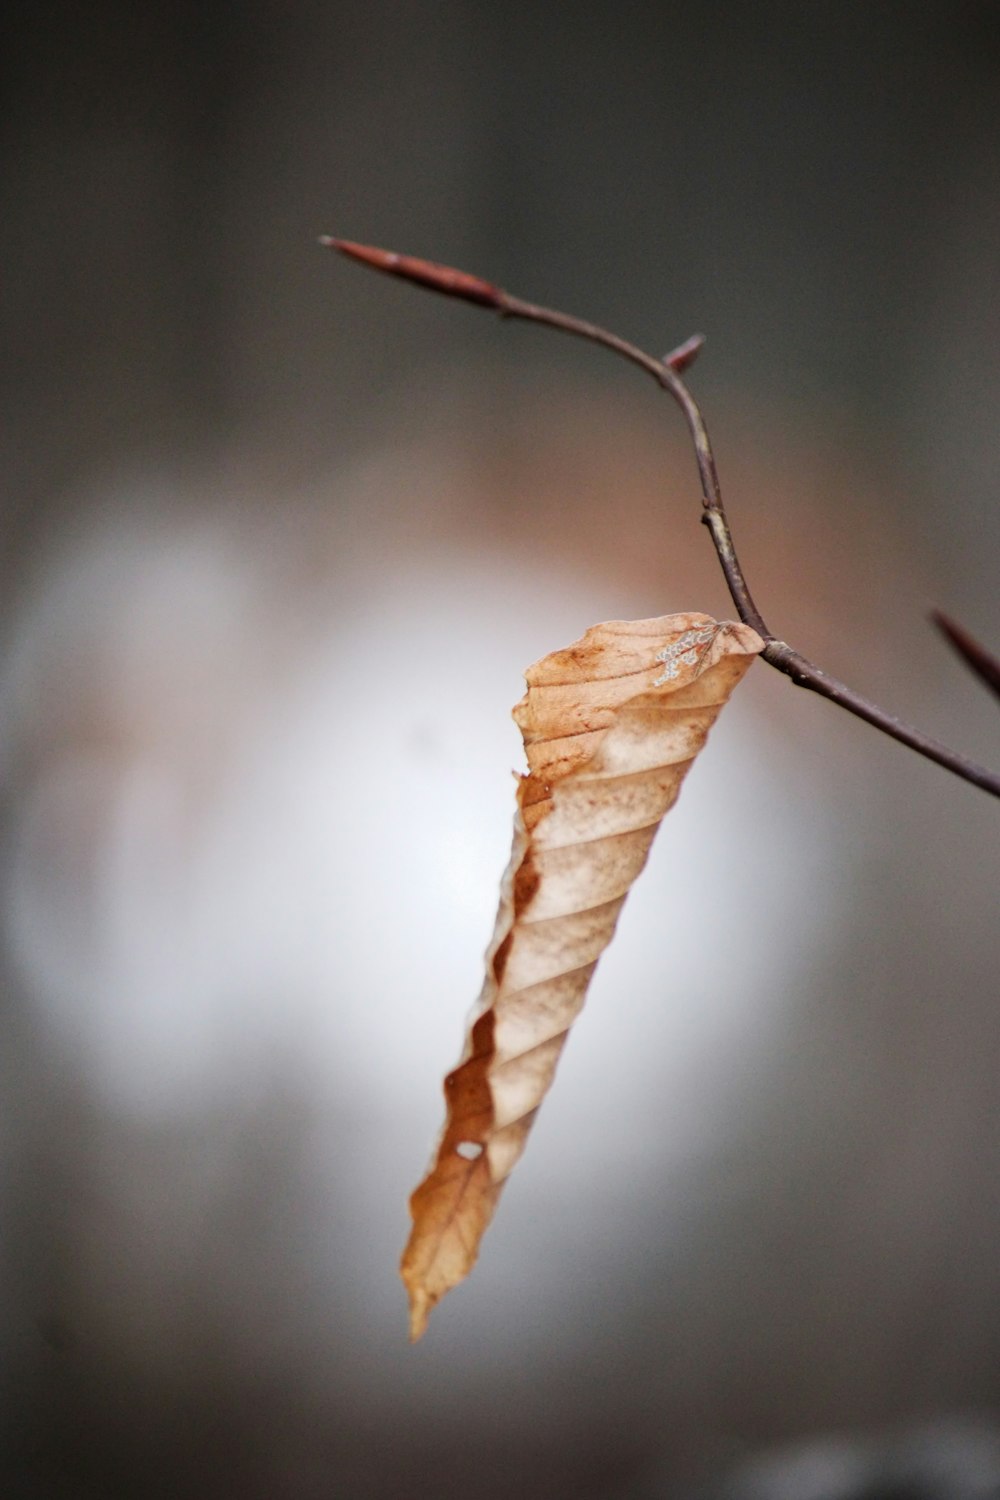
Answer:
[321,237,503,309]
[663,333,706,373]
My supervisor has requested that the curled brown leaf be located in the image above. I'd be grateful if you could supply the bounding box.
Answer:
[401,612,763,1338]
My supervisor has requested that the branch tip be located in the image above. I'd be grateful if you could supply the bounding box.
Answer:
[931,608,1000,704]
[323,236,503,308]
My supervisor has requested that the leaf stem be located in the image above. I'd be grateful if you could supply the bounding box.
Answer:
[324,238,1000,800]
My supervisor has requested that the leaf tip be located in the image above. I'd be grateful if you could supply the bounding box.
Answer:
[406,1290,432,1343]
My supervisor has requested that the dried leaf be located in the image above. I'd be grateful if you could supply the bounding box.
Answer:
[401,612,763,1338]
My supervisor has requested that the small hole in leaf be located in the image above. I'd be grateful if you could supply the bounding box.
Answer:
[455,1141,483,1161]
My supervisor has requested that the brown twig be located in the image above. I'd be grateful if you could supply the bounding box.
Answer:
[322,237,1000,801]
[930,609,1000,704]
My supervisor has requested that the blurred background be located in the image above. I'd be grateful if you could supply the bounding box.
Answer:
[2,3,999,1496]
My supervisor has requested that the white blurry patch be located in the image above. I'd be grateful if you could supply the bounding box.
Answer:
[0,476,846,1364]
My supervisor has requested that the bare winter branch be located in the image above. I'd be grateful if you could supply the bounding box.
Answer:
[323,237,1000,801]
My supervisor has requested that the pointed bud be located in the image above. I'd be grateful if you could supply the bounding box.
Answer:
[321,237,503,308]
[663,333,706,373]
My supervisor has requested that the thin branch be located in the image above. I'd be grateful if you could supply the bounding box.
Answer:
[322,237,1000,801]
[931,609,1000,704]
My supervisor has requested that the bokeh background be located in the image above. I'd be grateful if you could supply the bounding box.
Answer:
[2,4,999,1496]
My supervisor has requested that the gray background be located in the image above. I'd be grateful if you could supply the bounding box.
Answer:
[2,3,999,1496]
